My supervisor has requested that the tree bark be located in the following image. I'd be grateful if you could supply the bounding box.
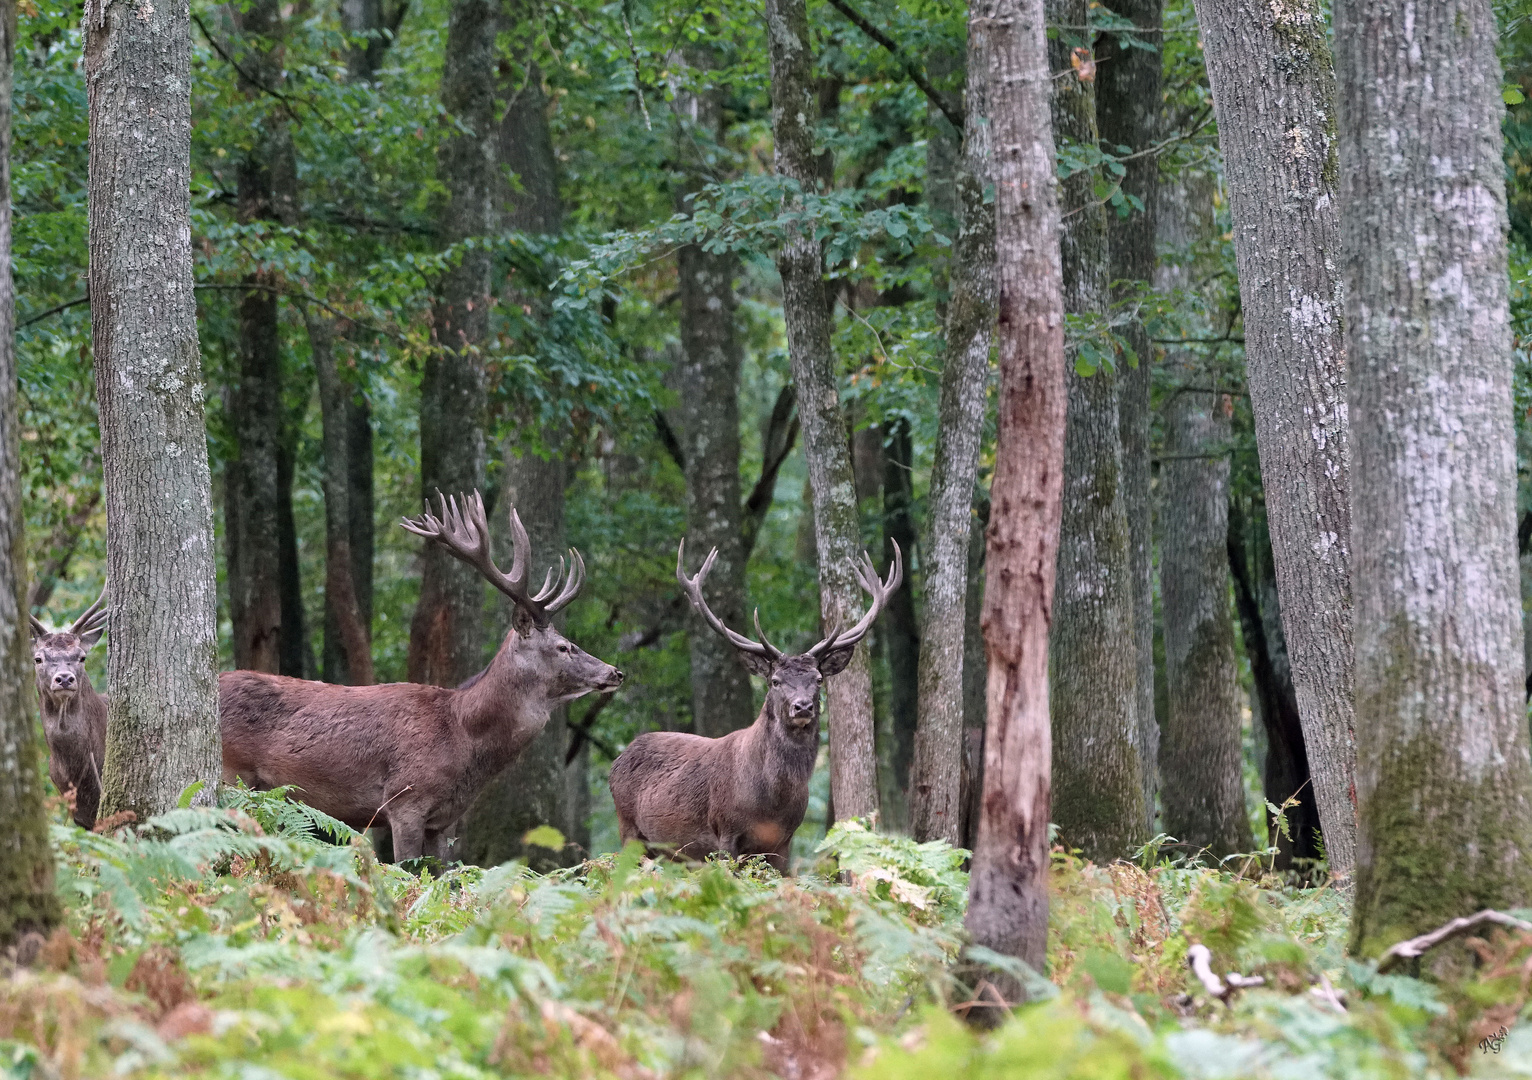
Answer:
[1096,0,1161,834]
[966,0,1062,989]
[673,70,752,738]
[1337,0,1532,958]
[1046,2,1145,864]
[310,313,374,685]
[275,430,310,678]
[881,421,919,806]
[766,0,878,822]
[406,0,494,688]
[88,0,222,818]
[909,14,996,845]
[0,0,59,944]
[959,497,989,852]
[1160,390,1254,857]
[1192,0,1355,882]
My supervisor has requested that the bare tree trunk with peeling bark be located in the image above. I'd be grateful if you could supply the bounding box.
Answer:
[1337,0,1532,960]
[910,15,995,845]
[766,0,878,822]
[0,0,59,945]
[1192,0,1355,883]
[88,0,222,818]
[966,0,1063,991]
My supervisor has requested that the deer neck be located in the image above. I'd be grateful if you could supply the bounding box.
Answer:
[452,631,552,755]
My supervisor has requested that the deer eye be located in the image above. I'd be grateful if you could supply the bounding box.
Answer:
[33,656,41,664]
[557,644,569,654]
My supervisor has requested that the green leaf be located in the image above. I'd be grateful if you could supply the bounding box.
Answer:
[177,779,207,809]
[521,825,567,851]
[1506,86,1526,106]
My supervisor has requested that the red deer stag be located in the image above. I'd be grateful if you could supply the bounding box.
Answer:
[220,492,623,861]
[30,590,109,828]
[609,539,901,872]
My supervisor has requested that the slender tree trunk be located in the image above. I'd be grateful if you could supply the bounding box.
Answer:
[881,421,919,803]
[1192,0,1355,882]
[766,0,878,821]
[310,313,374,685]
[406,0,494,687]
[1337,0,1532,958]
[910,15,996,845]
[1160,390,1254,856]
[275,431,310,678]
[88,0,222,818]
[959,497,989,852]
[673,72,752,738]
[1229,495,1320,869]
[1096,0,1161,834]
[966,0,1062,990]
[0,0,59,944]
[1047,2,1144,863]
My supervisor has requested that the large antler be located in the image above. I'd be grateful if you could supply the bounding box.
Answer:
[676,539,782,663]
[69,587,109,637]
[805,541,903,661]
[401,490,584,628]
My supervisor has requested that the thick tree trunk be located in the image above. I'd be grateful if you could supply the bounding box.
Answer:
[966,0,1062,989]
[909,16,996,845]
[881,421,919,807]
[406,0,494,687]
[0,0,59,944]
[1096,0,1161,834]
[88,0,222,818]
[672,72,752,737]
[766,0,878,822]
[1337,0,1532,958]
[1046,2,1144,864]
[310,313,374,685]
[1160,390,1254,857]
[1192,0,1356,882]
[1229,495,1321,869]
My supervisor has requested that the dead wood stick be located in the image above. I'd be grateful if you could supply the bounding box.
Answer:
[1186,943,1265,1004]
[1376,909,1532,974]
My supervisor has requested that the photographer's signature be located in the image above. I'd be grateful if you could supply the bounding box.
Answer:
[1480,1026,1509,1055]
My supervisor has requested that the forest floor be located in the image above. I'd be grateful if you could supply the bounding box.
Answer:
[1,791,1528,1079]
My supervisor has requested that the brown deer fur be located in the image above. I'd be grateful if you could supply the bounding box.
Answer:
[219,493,622,862]
[609,540,900,873]
[30,593,109,828]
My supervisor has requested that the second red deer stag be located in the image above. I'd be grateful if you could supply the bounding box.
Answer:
[609,539,901,872]
[30,590,109,828]
[220,492,623,861]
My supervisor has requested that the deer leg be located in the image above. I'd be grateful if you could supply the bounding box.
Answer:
[390,814,426,863]
[767,840,793,877]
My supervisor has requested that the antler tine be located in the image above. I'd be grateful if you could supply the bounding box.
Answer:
[543,549,586,616]
[752,608,785,661]
[68,588,108,636]
[807,540,904,659]
[402,489,526,606]
[676,539,774,660]
[530,558,563,604]
[29,613,49,636]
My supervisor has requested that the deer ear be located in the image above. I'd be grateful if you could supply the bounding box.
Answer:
[739,651,773,678]
[79,626,105,650]
[817,646,855,677]
[512,605,537,637]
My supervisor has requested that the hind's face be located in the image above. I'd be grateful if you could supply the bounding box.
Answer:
[32,631,94,700]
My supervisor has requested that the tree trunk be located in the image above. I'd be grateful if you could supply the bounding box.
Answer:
[276,431,310,678]
[881,421,919,807]
[1096,0,1161,834]
[1046,1,1144,864]
[966,0,1062,990]
[1192,0,1355,882]
[0,0,59,944]
[910,14,997,845]
[310,313,374,685]
[766,0,878,822]
[1337,0,1532,958]
[1229,494,1320,869]
[88,0,222,818]
[673,74,752,738]
[1160,390,1254,857]
[959,497,989,852]
[406,0,494,688]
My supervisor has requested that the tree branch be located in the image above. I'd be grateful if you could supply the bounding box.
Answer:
[565,692,619,765]
[1376,909,1532,974]
[822,0,964,131]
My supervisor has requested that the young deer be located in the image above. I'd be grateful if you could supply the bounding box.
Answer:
[30,591,109,828]
[220,492,623,861]
[609,539,901,873]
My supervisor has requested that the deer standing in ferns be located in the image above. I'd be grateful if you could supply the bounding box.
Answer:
[30,591,109,828]
[609,540,901,873]
[220,492,623,861]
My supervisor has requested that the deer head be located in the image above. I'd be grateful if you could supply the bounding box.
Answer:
[402,491,623,702]
[30,589,108,702]
[676,539,902,733]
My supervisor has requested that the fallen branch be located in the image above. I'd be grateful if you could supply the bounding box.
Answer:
[1376,909,1532,974]
[1186,943,1265,1004]
[1308,971,1346,1014]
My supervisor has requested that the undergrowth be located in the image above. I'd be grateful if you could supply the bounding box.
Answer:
[1,790,1528,1078]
